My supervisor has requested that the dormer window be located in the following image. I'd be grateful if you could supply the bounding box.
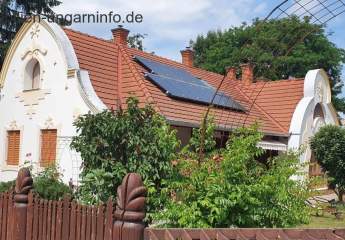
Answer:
[24,59,41,91]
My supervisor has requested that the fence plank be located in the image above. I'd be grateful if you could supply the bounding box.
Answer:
[104,198,113,240]
[51,201,57,240]
[62,197,70,239]
[76,204,81,240]
[96,205,104,240]
[38,199,44,240]
[43,200,48,240]
[26,192,34,240]
[69,201,76,240]
[86,206,92,240]
[47,200,52,240]
[56,201,63,240]
[32,196,39,240]
[2,192,8,240]
[91,206,97,240]
[81,205,86,240]
[0,194,3,240]
[6,192,12,240]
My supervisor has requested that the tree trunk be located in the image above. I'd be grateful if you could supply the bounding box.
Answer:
[338,189,344,202]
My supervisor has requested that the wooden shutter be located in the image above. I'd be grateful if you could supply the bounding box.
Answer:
[40,129,57,167]
[7,130,20,165]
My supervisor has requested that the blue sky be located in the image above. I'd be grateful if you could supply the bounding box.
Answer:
[54,0,345,95]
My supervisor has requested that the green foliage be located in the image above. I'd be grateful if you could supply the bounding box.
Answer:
[0,180,15,193]
[153,125,310,228]
[71,97,179,205]
[192,16,345,112]
[310,125,345,202]
[33,165,72,200]
[127,33,147,51]
[0,0,62,68]
[0,165,71,200]
[186,117,216,155]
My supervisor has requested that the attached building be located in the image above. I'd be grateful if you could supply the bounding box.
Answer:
[0,20,339,183]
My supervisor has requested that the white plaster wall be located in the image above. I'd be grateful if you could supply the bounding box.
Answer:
[288,69,338,179]
[0,21,100,183]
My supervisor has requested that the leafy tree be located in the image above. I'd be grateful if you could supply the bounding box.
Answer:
[0,0,62,69]
[153,125,310,228]
[127,33,147,51]
[71,97,179,204]
[192,16,345,112]
[310,125,345,202]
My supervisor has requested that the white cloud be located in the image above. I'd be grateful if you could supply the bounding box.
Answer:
[53,0,267,60]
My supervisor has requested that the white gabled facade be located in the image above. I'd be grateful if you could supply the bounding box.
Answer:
[0,20,105,183]
[288,69,339,179]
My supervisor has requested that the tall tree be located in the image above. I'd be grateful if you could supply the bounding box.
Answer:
[192,16,345,112]
[0,0,62,69]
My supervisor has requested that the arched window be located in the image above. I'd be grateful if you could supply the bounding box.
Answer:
[24,59,41,90]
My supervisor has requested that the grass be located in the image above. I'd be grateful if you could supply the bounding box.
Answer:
[299,212,345,228]
[299,203,345,228]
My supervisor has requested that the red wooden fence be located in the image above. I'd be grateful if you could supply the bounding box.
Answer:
[0,168,344,240]
[0,168,146,240]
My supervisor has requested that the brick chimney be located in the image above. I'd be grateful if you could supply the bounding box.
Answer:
[240,63,254,84]
[111,25,129,45]
[225,66,237,81]
[180,47,194,67]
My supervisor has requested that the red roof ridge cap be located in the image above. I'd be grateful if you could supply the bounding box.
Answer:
[64,27,115,44]
[119,45,162,113]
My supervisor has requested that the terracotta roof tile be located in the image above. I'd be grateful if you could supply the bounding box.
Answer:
[64,28,305,136]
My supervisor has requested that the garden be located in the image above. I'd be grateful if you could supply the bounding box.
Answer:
[1,97,344,228]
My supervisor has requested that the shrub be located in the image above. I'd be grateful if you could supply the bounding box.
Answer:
[71,97,179,204]
[33,165,72,200]
[0,165,72,200]
[310,125,345,202]
[152,125,310,228]
[0,180,15,193]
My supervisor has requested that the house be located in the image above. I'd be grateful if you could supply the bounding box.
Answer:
[0,19,339,183]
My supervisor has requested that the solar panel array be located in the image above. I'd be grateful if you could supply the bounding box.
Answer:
[134,56,245,111]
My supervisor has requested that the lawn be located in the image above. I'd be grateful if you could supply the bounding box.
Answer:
[299,212,345,228]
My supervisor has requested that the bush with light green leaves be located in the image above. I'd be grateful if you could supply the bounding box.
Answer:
[152,125,310,228]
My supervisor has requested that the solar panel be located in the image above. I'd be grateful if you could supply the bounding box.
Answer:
[145,73,244,111]
[134,55,244,111]
[135,56,210,87]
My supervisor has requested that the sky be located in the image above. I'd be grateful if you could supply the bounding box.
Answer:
[53,0,345,95]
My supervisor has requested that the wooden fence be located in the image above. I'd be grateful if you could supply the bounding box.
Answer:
[0,168,344,240]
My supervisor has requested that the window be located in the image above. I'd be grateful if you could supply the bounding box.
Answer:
[24,59,41,90]
[40,129,57,167]
[7,130,20,166]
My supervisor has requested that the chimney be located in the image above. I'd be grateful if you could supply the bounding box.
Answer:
[111,25,129,45]
[225,66,237,81]
[240,63,254,84]
[180,47,194,67]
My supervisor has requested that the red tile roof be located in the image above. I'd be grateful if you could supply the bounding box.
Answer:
[64,28,305,136]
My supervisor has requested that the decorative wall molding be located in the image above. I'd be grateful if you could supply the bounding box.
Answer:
[8,120,20,130]
[21,43,48,61]
[15,89,51,118]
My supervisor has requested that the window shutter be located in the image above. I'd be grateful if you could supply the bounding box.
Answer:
[7,130,20,165]
[40,129,57,167]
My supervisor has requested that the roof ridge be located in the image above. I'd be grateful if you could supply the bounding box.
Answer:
[64,27,113,43]
[119,45,162,113]
[233,82,288,133]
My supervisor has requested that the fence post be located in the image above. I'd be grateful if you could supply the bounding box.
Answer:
[12,168,33,240]
[113,173,147,240]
